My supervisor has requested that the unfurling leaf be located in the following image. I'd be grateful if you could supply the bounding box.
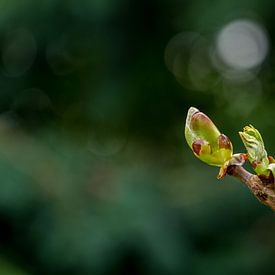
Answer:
[239,125,270,177]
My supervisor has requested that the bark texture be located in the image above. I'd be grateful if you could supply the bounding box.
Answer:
[227,165,275,211]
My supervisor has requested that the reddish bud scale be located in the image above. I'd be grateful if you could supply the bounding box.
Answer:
[252,160,261,169]
[191,113,212,131]
[218,134,232,150]
[192,140,204,155]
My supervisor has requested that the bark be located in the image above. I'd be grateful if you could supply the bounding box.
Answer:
[227,165,275,211]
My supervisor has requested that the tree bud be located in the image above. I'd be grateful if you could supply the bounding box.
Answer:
[185,107,233,167]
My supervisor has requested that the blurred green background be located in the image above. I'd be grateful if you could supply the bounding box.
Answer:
[0,0,274,274]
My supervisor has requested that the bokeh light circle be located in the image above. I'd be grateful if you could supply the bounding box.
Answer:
[216,19,269,71]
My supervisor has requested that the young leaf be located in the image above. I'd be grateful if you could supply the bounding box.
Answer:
[239,125,270,177]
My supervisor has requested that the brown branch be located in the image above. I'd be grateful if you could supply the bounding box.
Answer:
[226,165,275,211]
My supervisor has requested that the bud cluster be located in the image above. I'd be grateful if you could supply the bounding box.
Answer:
[185,107,274,179]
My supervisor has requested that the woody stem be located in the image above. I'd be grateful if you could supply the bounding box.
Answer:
[226,165,275,211]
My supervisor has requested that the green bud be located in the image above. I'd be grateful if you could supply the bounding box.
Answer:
[185,107,233,167]
[239,125,269,176]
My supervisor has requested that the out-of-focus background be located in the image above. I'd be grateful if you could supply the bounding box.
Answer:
[0,1,274,274]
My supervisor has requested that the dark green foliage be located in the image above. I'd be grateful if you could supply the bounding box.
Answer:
[0,1,274,274]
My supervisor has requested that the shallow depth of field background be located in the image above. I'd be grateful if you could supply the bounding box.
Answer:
[0,1,274,274]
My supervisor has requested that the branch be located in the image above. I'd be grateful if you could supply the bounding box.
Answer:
[226,165,275,211]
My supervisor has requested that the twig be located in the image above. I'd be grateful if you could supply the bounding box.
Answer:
[227,165,275,211]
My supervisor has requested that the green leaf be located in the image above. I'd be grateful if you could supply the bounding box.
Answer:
[239,125,270,176]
